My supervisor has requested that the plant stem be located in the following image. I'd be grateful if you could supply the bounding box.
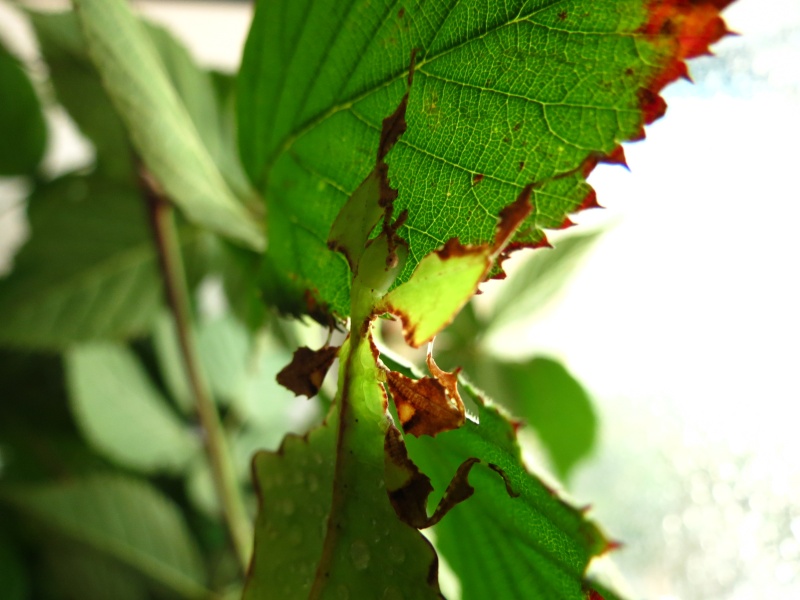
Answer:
[144,172,252,572]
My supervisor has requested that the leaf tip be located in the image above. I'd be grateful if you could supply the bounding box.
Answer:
[638,0,736,125]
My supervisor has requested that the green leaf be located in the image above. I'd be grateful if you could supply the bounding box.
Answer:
[144,26,255,204]
[406,400,611,599]
[72,0,263,249]
[29,9,256,196]
[28,9,134,181]
[196,314,250,407]
[43,544,150,600]
[244,409,338,599]
[0,40,46,175]
[0,176,193,349]
[246,337,443,599]
[0,530,28,600]
[376,183,530,347]
[238,0,671,316]
[496,357,597,481]
[1,474,208,599]
[65,343,200,473]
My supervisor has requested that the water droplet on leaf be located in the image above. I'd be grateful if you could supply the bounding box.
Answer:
[388,544,406,564]
[383,587,403,600]
[288,529,303,546]
[350,539,370,570]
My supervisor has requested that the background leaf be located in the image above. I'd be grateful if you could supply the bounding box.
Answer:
[42,544,150,600]
[0,40,46,176]
[196,314,250,408]
[0,176,196,349]
[73,0,263,249]
[29,10,133,181]
[1,474,208,599]
[152,311,193,413]
[0,530,29,600]
[29,9,255,197]
[494,357,597,480]
[144,24,254,204]
[486,229,602,332]
[65,343,200,474]
[238,0,669,316]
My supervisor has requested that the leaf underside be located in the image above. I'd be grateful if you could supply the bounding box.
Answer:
[2,475,207,599]
[245,338,443,600]
[238,0,731,318]
[0,178,166,348]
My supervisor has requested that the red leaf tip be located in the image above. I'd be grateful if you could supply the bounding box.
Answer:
[578,189,602,212]
[601,145,629,170]
[638,0,734,124]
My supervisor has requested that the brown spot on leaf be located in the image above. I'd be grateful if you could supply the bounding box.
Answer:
[398,7,405,19]
[276,345,339,398]
[558,10,568,20]
[472,173,484,185]
[518,161,525,171]
[384,350,465,437]
[637,86,667,125]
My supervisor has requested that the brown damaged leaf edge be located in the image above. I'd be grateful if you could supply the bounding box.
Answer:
[435,182,534,263]
[276,345,339,398]
[637,0,735,128]
[327,51,416,272]
[378,50,416,268]
[488,1,734,274]
[383,350,465,437]
[384,426,519,530]
[379,184,533,349]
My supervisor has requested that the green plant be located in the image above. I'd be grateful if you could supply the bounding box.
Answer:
[0,1,733,598]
